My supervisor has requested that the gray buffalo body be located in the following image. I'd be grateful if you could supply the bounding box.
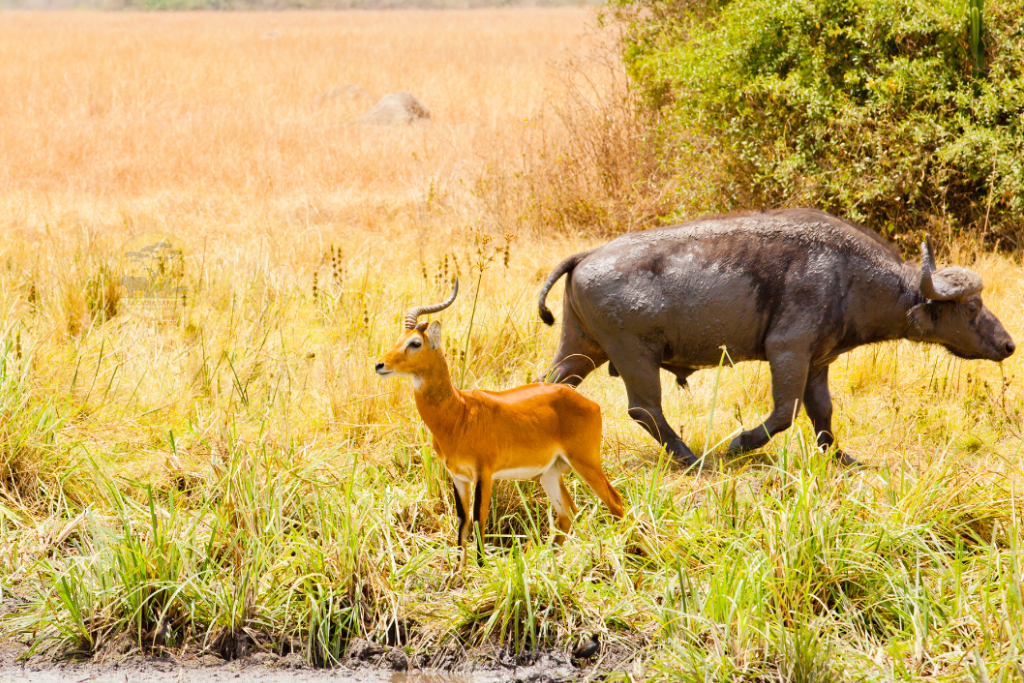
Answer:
[538,209,1015,467]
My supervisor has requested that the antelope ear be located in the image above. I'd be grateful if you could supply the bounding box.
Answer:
[426,320,443,349]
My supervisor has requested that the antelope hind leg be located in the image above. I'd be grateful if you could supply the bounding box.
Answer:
[539,468,574,544]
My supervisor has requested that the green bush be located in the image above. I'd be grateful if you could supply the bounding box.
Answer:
[615,0,1024,248]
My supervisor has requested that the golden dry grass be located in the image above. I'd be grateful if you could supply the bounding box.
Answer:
[0,10,592,197]
[0,10,1023,679]
[0,8,602,481]
[0,5,1021,502]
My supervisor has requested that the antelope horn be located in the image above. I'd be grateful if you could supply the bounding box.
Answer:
[404,278,459,329]
[919,239,983,301]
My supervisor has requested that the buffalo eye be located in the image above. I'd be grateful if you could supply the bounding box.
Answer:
[965,300,981,318]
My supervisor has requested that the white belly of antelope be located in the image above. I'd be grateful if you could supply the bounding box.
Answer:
[493,453,568,482]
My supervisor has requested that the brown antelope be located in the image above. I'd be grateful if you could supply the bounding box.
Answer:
[375,280,625,567]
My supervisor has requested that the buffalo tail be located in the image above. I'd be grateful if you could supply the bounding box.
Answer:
[538,249,595,326]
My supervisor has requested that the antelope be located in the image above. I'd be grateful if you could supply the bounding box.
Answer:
[375,280,625,567]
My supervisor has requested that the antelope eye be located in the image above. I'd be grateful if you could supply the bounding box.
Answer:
[408,339,422,349]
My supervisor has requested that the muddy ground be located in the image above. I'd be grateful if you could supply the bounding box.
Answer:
[0,594,631,683]
[0,638,626,683]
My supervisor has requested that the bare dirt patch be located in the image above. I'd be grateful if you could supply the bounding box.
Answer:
[0,645,606,683]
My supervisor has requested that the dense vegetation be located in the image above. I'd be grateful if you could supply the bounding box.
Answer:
[612,0,1024,248]
[0,10,1022,683]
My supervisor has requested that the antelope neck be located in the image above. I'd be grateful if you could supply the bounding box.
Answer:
[411,355,466,434]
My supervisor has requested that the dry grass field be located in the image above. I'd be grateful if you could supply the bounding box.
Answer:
[1,9,1023,682]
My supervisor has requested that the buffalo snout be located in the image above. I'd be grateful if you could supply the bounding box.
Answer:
[994,329,1016,361]
[929,300,1015,363]
[972,308,1016,362]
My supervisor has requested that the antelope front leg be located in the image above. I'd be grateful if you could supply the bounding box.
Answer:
[451,477,474,572]
[473,471,493,567]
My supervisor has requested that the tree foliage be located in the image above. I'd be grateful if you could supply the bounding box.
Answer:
[615,0,1024,247]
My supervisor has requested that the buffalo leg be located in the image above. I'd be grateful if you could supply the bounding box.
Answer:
[802,366,859,466]
[543,298,607,385]
[544,351,605,386]
[728,343,809,453]
[614,357,699,467]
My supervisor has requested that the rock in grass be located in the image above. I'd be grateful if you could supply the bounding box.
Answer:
[277,652,309,669]
[514,652,574,683]
[246,651,279,666]
[571,633,600,661]
[359,91,431,126]
[384,648,409,671]
[347,638,384,660]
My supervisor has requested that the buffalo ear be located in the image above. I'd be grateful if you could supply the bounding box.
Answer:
[908,303,934,336]
[426,320,443,349]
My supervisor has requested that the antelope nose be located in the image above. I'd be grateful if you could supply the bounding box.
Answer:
[375,362,385,372]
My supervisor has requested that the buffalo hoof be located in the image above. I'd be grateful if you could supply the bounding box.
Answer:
[671,449,703,472]
[726,434,757,456]
[659,441,702,471]
[832,448,865,469]
[680,457,704,473]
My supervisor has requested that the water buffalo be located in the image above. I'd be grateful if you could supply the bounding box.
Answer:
[538,209,1015,468]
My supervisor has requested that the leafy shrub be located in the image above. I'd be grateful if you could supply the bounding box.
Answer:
[615,0,1024,248]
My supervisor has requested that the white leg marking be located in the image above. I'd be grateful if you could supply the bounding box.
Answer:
[538,466,567,519]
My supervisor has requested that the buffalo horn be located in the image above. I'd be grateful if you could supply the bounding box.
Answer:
[919,240,983,301]
[921,238,937,273]
[404,278,459,329]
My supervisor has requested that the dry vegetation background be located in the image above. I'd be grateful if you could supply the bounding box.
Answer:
[1,9,1023,680]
